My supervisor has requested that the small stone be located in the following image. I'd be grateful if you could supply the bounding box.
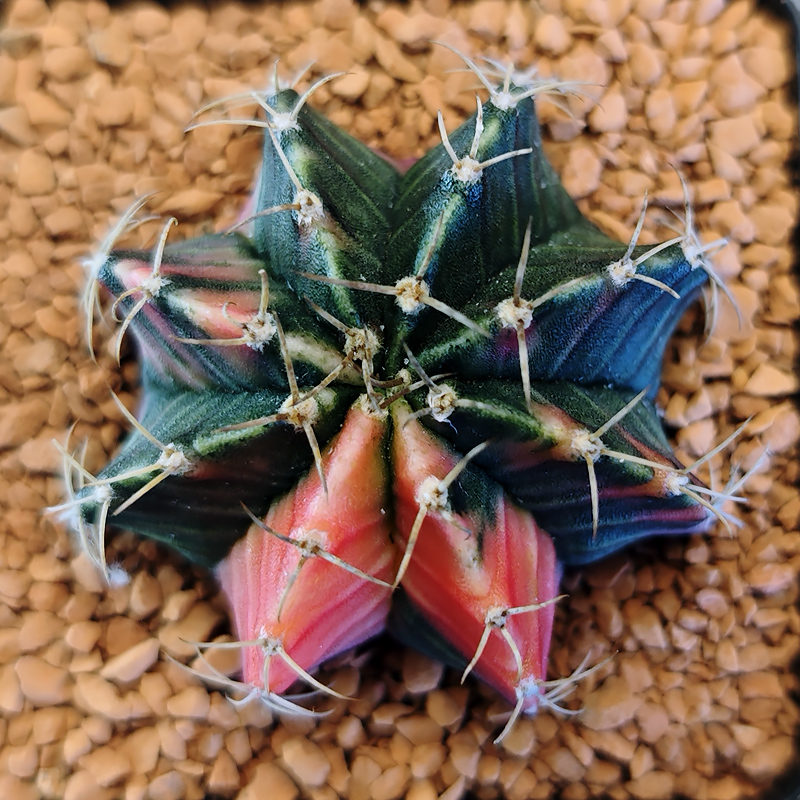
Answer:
[128,572,163,619]
[87,20,133,68]
[644,89,676,140]
[596,30,627,62]
[81,746,132,787]
[534,15,572,56]
[147,770,185,800]
[239,762,298,800]
[561,144,602,198]
[589,89,627,133]
[63,770,112,800]
[581,676,641,730]
[93,87,134,128]
[42,46,92,80]
[44,207,85,238]
[628,44,664,85]
[166,686,210,719]
[395,715,443,745]
[372,766,411,800]
[208,750,240,794]
[745,563,795,595]
[0,397,50,448]
[0,107,37,146]
[745,364,798,398]
[133,6,172,37]
[22,91,73,128]
[17,149,56,195]
[374,37,423,83]
[158,189,223,217]
[741,737,794,780]
[749,203,795,247]
[708,144,745,184]
[709,116,761,157]
[626,772,675,800]
[15,656,70,705]
[741,47,791,90]
[715,640,739,673]
[281,736,331,788]
[696,588,728,619]
[707,200,756,243]
[332,69,371,102]
[0,665,23,713]
[99,638,160,683]
[630,606,668,649]
[18,610,63,652]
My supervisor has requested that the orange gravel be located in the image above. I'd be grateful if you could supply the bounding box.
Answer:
[0,0,798,799]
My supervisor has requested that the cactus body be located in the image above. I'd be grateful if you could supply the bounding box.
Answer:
[75,72,722,724]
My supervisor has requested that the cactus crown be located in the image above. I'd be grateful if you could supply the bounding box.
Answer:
[63,60,740,729]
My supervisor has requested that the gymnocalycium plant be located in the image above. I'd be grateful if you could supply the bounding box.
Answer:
[60,53,743,741]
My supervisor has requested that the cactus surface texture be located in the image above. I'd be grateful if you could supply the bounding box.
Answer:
[69,62,734,734]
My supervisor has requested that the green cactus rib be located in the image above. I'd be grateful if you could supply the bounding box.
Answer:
[72,72,728,577]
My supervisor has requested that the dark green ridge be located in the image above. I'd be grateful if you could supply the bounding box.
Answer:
[101,237,349,395]
[83,385,357,567]
[253,90,399,331]
[412,240,707,399]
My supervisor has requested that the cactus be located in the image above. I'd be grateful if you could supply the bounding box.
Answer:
[64,57,741,738]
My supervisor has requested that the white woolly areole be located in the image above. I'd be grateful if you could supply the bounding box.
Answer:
[358,393,388,420]
[496,297,534,329]
[664,471,690,496]
[416,475,448,511]
[427,385,457,422]
[242,313,277,351]
[294,190,324,226]
[279,394,319,429]
[394,276,429,314]
[157,445,192,475]
[140,274,170,297]
[270,112,300,133]
[451,157,483,184]
[345,327,380,362]
[485,606,511,628]
[607,258,636,288]
[291,527,328,556]
[568,430,602,463]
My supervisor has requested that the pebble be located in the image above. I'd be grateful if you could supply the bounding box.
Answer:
[626,771,675,800]
[99,638,160,683]
[709,116,761,158]
[281,737,331,788]
[146,770,185,800]
[628,43,664,85]
[629,606,668,649]
[581,676,642,731]
[561,143,603,198]
[0,2,798,799]
[596,29,627,63]
[81,746,132,787]
[740,736,793,780]
[371,764,411,800]
[535,15,572,56]
[14,656,70,705]
[745,363,799,397]
[16,148,56,195]
[42,46,92,80]
[208,750,240,794]
[589,90,628,133]
[239,762,298,800]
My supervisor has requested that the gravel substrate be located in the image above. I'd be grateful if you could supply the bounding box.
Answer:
[0,0,799,798]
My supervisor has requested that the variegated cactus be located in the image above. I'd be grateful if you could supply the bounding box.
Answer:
[60,56,741,740]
